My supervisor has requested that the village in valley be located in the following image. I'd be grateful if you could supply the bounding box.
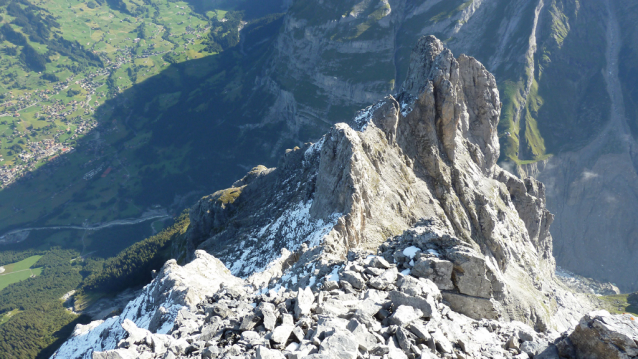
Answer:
[0,0,217,190]
[0,0,240,235]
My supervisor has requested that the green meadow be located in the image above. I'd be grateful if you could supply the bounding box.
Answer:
[0,255,43,291]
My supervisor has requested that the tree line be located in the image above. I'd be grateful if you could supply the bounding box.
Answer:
[0,211,190,359]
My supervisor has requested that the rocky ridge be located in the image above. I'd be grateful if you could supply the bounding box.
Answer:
[54,251,635,359]
[51,37,628,359]
[253,0,635,291]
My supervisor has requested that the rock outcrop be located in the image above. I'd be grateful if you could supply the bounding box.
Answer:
[62,251,563,359]
[56,251,636,359]
[184,35,590,331]
[557,310,638,359]
[52,36,615,359]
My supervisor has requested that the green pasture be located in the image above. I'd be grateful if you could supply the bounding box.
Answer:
[601,294,638,316]
[0,255,43,291]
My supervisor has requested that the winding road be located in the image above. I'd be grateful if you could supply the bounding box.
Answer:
[0,210,170,242]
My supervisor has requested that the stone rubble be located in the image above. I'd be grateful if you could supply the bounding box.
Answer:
[88,252,554,359]
[88,252,638,359]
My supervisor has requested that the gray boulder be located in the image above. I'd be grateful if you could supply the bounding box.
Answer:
[271,324,294,346]
[319,333,358,359]
[368,256,391,269]
[441,292,499,320]
[369,268,398,290]
[259,302,278,331]
[388,305,423,327]
[446,248,492,298]
[256,346,286,359]
[569,310,638,359]
[411,257,454,290]
[342,270,366,289]
[294,287,314,319]
[347,319,377,352]
[388,291,434,318]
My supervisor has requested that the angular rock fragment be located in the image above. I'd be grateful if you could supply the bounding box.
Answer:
[568,310,638,359]
[319,333,358,359]
[369,257,391,269]
[411,258,454,290]
[389,305,423,327]
[259,302,278,331]
[294,287,314,319]
[271,324,294,346]
[256,346,286,359]
[389,291,434,318]
[342,270,366,289]
[347,319,377,351]
[369,267,399,290]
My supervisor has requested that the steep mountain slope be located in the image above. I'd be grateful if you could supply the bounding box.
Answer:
[52,36,601,358]
[528,0,638,292]
[250,0,636,291]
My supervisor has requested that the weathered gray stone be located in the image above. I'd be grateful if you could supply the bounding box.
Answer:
[387,336,409,359]
[365,266,385,276]
[282,313,294,326]
[520,341,550,357]
[256,346,286,359]
[506,334,520,351]
[395,326,413,352]
[388,291,434,318]
[369,268,398,290]
[408,323,431,341]
[240,313,260,331]
[322,281,339,291]
[167,338,189,355]
[351,309,382,332]
[441,292,499,320]
[271,324,294,345]
[294,287,314,319]
[411,258,454,290]
[535,345,560,359]
[358,299,383,317]
[259,302,278,331]
[370,344,390,356]
[342,270,366,289]
[397,275,425,296]
[446,248,492,298]
[201,346,220,359]
[319,333,358,359]
[292,326,305,342]
[315,297,350,317]
[368,257,391,269]
[206,303,233,319]
[388,305,423,327]
[569,310,638,359]
[347,319,377,352]
[431,330,453,354]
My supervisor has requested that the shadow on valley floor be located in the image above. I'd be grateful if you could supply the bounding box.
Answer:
[0,13,298,257]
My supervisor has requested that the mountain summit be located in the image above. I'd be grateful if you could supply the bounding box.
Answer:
[52,36,625,359]
[184,35,587,330]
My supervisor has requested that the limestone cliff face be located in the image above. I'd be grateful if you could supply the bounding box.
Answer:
[185,36,591,331]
